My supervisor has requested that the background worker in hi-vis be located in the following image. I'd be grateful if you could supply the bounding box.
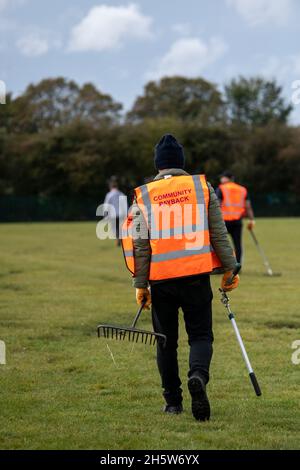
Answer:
[216,171,255,264]
[122,134,239,422]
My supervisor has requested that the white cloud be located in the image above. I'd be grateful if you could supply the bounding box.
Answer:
[16,31,61,57]
[68,3,152,52]
[171,23,192,36]
[17,33,49,57]
[262,55,300,81]
[226,0,293,26]
[147,37,228,80]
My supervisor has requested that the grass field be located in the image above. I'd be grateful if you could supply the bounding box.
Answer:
[0,219,299,450]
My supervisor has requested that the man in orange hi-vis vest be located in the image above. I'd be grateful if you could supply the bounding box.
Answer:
[122,134,239,422]
[216,171,255,264]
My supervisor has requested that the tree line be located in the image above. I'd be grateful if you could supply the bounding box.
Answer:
[0,76,299,220]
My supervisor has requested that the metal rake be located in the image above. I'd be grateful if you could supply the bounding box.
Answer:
[97,303,167,347]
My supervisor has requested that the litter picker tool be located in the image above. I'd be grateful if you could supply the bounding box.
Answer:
[219,263,262,397]
[97,303,167,347]
[248,228,281,277]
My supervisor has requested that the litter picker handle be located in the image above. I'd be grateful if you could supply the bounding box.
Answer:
[227,306,262,398]
[226,263,242,286]
[249,372,262,397]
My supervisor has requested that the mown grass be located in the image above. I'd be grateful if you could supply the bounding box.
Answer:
[0,219,299,450]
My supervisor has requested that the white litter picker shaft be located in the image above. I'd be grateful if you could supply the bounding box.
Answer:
[230,313,253,374]
[220,264,262,397]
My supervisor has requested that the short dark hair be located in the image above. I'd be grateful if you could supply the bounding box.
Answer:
[220,170,234,180]
[109,176,118,188]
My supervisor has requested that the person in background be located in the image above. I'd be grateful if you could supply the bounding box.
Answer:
[216,171,255,264]
[103,176,127,246]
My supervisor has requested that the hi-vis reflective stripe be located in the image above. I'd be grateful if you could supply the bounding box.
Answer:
[222,211,244,216]
[152,223,204,239]
[140,183,152,228]
[124,250,134,257]
[151,245,212,263]
[192,175,209,231]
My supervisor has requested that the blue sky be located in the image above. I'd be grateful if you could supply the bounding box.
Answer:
[1,0,300,122]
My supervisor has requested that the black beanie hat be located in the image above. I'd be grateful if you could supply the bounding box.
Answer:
[154,134,185,170]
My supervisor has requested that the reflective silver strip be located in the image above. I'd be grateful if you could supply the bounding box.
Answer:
[223,203,244,208]
[151,224,204,239]
[192,175,208,231]
[232,204,243,208]
[121,223,132,238]
[222,211,243,216]
[151,245,212,263]
[140,184,153,229]
[124,250,134,257]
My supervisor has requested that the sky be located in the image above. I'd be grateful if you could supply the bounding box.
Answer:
[1,0,300,122]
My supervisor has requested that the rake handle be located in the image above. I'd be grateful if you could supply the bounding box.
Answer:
[249,229,259,245]
[131,302,146,328]
[249,229,274,274]
[249,228,263,252]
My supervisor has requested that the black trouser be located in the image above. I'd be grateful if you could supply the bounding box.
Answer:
[115,217,120,240]
[113,217,121,245]
[225,220,243,264]
[151,275,213,406]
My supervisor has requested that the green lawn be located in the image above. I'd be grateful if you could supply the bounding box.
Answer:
[0,219,299,450]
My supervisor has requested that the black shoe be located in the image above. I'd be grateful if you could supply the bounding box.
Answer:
[163,404,183,415]
[188,374,210,422]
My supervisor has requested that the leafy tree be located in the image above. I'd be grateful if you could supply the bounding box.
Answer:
[0,93,13,132]
[75,83,122,126]
[127,76,225,125]
[225,77,292,127]
[11,78,122,133]
[0,75,299,220]
[278,127,300,197]
[181,124,233,185]
[231,124,292,194]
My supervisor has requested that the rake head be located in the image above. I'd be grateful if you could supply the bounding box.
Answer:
[97,324,167,347]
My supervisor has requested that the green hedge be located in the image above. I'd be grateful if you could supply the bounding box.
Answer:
[1,193,299,222]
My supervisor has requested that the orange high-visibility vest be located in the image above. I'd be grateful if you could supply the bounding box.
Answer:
[219,182,247,222]
[122,175,222,281]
